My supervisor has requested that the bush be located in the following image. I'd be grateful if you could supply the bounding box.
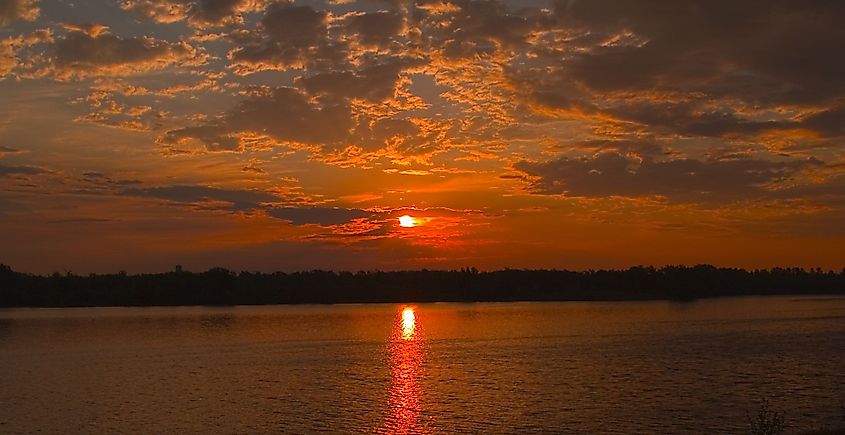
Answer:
[748,399,786,435]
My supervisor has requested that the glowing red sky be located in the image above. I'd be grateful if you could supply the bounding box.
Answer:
[1,0,844,272]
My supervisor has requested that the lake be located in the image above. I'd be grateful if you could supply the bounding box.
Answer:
[1,297,844,433]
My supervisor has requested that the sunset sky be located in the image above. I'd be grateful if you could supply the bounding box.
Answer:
[1,0,844,273]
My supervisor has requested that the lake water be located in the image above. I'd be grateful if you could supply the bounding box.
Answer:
[1,297,844,433]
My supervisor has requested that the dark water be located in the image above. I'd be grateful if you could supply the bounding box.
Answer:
[1,297,844,434]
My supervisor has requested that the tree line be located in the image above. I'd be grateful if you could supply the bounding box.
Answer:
[1,264,844,307]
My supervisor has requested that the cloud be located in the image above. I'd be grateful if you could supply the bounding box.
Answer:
[267,207,371,226]
[0,37,15,76]
[260,4,327,46]
[339,10,404,48]
[79,171,141,188]
[799,104,845,138]
[228,4,338,73]
[550,0,845,104]
[120,0,267,28]
[73,89,165,131]
[774,172,845,200]
[604,102,788,138]
[120,0,189,24]
[61,23,109,37]
[2,29,50,78]
[120,185,279,211]
[490,0,845,149]
[415,0,542,59]
[513,152,822,202]
[0,164,46,176]
[0,28,53,80]
[160,125,242,153]
[118,185,373,227]
[50,27,206,79]
[161,86,354,152]
[0,0,38,26]
[557,139,667,159]
[297,56,423,103]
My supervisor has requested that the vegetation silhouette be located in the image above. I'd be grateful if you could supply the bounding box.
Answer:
[748,399,786,435]
[745,400,845,435]
[1,264,844,307]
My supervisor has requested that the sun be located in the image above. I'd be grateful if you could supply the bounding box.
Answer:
[398,215,416,228]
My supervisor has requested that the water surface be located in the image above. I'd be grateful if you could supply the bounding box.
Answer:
[1,297,844,433]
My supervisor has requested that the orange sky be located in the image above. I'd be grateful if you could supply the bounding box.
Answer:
[1,0,844,273]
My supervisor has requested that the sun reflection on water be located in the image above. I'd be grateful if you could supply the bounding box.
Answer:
[382,306,426,434]
[401,308,416,340]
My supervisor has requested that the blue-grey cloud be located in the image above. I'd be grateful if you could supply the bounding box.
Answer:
[514,152,822,202]
[0,145,22,156]
[550,0,845,105]
[162,86,355,152]
[0,164,46,176]
[120,185,374,226]
[50,26,205,79]
[228,4,337,72]
[120,0,262,28]
[267,207,371,226]
[297,56,423,103]
[340,10,404,48]
[120,185,279,211]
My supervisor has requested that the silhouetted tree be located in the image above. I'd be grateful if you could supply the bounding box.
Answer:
[0,264,842,307]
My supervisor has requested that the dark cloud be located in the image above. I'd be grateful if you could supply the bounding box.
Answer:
[161,81,454,158]
[187,0,247,26]
[120,0,188,24]
[558,139,667,159]
[351,116,450,157]
[340,10,404,48]
[0,0,38,26]
[551,0,845,104]
[261,4,327,46]
[799,104,845,138]
[80,171,142,187]
[414,0,543,58]
[120,185,372,226]
[120,0,263,28]
[297,56,423,103]
[228,4,341,72]
[120,185,279,211]
[774,172,845,199]
[448,2,534,48]
[162,125,242,152]
[0,164,45,176]
[223,87,351,142]
[267,207,371,226]
[162,86,354,152]
[605,102,788,138]
[491,0,845,144]
[0,145,21,155]
[514,152,821,201]
[51,27,205,79]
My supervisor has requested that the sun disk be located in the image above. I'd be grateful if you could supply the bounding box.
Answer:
[398,215,416,228]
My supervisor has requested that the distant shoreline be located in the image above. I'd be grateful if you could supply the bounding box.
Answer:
[2,294,845,311]
[2,264,844,308]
